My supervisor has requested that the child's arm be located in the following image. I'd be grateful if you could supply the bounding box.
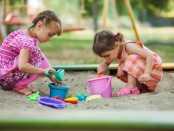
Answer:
[126,43,154,82]
[18,49,56,75]
[97,60,112,75]
[104,61,112,67]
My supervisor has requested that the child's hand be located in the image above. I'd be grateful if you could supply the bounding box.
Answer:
[97,62,107,75]
[138,73,151,83]
[44,68,57,86]
[48,75,59,86]
[45,67,57,75]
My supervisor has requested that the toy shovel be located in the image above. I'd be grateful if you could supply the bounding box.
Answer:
[45,69,65,81]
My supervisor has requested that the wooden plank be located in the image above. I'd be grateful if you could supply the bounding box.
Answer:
[52,63,174,71]
[63,27,84,32]
[162,63,174,69]
[52,64,101,70]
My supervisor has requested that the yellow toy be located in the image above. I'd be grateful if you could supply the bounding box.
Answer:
[64,97,78,104]
[86,95,102,101]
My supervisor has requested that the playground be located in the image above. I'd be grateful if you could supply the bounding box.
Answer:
[0,0,174,130]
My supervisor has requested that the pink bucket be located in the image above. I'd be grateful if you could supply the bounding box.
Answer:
[87,76,112,98]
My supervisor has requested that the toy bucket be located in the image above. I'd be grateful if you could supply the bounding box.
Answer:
[87,76,112,98]
[49,83,69,99]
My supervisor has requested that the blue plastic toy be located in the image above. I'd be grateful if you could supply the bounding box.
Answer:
[49,83,69,99]
[74,93,87,101]
[45,69,65,81]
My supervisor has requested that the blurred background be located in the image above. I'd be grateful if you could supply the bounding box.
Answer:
[0,0,174,65]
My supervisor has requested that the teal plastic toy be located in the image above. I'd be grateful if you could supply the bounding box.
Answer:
[74,93,87,101]
[45,69,65,81]
[28,91,40,101]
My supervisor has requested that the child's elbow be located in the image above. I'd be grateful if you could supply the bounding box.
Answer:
[147,53,154,62]
[18,64,26,71]
[149,53,154,59]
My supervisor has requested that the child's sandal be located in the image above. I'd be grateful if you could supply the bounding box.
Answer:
[113,86,140,96]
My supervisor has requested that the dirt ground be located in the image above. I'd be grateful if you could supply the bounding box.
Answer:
[0,70,174,111]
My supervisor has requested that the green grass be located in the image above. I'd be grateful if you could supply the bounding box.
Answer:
[41,38,92,51]
[39,28,174,64]
[148,44,174,62]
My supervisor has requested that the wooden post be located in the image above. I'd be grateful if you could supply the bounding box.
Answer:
[2,0,6,20]
[0,28,3,43]
[21,0,25,17]
[124,0,141,41]
[97,0,109,63]
[0,0,6,43]
[102,0,109,29]
[93,0,98,32]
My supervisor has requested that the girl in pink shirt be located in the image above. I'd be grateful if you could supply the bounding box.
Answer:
[0,10,62,96]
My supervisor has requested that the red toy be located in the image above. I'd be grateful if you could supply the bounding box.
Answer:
[54,96,78,104]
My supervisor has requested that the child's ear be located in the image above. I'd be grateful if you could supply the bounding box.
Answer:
[114,42,119,48]
[36,21,43,29]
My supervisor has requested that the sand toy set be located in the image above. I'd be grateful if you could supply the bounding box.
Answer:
[28,69,112,109]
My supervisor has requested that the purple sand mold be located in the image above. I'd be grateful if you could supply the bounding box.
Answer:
[38,96,66,108]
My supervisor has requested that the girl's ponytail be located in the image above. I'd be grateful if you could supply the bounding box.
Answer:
[114,32,123,42]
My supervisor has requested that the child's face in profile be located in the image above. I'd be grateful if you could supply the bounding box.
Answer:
[36,21,60,43]
[100,42,119,62]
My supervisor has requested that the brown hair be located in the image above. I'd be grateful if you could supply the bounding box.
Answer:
[31,10,62,36]
[93,30,123,56]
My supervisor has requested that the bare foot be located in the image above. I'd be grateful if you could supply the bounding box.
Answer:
[17,88,34,96]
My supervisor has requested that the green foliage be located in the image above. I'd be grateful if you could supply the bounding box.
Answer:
[83,0,172,17]
[83,0,173,21]
[84,0,103,17]
[9,0,22,5]
[132,0,171,16]
[148,44,174,62]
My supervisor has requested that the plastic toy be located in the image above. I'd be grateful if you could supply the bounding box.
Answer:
[53,96,77,104]
[45,69,65,81]
[86,95,102,101]
[64,97,78,104]
[87,76,112,98]
[97,74,103,78]
[38,96,66,108]
[27,91,40,101]
[49,83,69,99]
[74,93,87,101]
[54,96,64,101]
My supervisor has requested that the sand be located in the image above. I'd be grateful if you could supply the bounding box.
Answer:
[1,70,174,131]
[0,70,174,111]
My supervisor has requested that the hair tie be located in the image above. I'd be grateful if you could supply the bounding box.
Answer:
[114,33,119,38]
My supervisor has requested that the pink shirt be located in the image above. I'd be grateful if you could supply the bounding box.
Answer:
[0,29,44,89]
